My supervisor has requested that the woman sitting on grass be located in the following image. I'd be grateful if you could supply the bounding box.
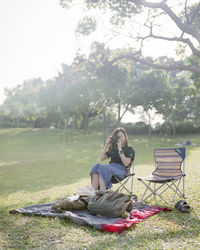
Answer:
[90,127,135,190]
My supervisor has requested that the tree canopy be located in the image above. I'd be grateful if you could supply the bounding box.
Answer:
[1,43,200,134]
[60,0,200,77]
[1,1,200,134]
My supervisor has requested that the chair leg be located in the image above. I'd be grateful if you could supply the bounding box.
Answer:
[139,180,171,205]
[151,183,171,205]
[140,181,155,201]
[130,174,134,196]
[157,179,185,204]
[183,175,185,198]
[154,183,157,203]
[113,175,135,198]
[139,178,186,205]
[170,179,185,204]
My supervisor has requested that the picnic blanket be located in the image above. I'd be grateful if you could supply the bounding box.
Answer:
[9,202,171,233]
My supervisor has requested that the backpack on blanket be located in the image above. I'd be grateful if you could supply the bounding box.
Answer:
[52,186,95,212]
[88,190,132,218]
[52,194,87,212]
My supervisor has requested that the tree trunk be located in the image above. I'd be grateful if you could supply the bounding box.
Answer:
[103,107,106,145]
[80,113,89,133]
[16,117,20,128]
[148,113,152,138]
[83,114,89,134]
[172,116,176,136]
[71,114,75,143]
[116,99,121,127]
[116,102,130,128]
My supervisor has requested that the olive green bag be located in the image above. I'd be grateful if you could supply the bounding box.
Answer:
[88,190,132,218]
[52,195,87,212]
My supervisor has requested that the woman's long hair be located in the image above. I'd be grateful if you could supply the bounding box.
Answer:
[108,127,129,153]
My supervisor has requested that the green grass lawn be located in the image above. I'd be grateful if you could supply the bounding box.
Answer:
[0,128,200,249]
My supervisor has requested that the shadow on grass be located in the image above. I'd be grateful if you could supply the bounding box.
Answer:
[156,207,200,228]
[81,211,200,249]
[0,129,199,197]
[5,198,200,249]
[0,207,68,249]
[0,165,92,196]
[0,129,101,195]
[57,207,200,248]
[85,226,200,249]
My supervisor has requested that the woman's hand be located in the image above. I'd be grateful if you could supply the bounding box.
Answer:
[100,137,111,161]
[117,139,122,151]
[105,137,111,147]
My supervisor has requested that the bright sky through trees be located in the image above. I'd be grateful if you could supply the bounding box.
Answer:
[0,0,195,106]
[0,0,79,104]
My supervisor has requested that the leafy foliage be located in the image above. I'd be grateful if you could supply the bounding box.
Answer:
[76,16,97,35]
[1,42,200,134]
[61,0,200,78]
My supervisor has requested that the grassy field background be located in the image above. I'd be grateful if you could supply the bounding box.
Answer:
[0,128,200,249]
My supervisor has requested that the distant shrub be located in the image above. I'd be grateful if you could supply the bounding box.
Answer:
[122,122,149,135]
[155,121,200,134]
[0,115,33,128]
[0,119,14,128]
[88,113,117,131]
[176,121,200,134]
[88,117,103,130]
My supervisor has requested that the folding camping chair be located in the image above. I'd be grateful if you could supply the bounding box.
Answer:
[137,147,186,205]
[111,160,136,199]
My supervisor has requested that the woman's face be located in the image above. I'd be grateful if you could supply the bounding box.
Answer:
[117,131,126,146]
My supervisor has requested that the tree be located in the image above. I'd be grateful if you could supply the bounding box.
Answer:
[1,78,44,127]
[70,42,133,131]
[155,70,196,135]
[38,79,63,128]
[60,0,200,77]
[52,49,107,131]
[128,69,168,136]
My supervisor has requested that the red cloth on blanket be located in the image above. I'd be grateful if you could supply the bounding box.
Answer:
[101,206,171,233]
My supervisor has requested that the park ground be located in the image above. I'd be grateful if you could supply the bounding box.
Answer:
[0,128,200,249]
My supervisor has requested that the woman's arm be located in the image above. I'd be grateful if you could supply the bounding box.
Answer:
[99,137,111,161]
[119,153,131,167]
[117,140,132,167]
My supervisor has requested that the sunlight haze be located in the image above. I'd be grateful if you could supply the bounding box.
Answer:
[0,0,187,105]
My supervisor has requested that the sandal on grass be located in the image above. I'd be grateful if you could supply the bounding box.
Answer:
[175,200,191,213]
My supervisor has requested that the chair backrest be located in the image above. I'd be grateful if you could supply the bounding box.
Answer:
[152,147,185,179]
[126,158,134,175]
